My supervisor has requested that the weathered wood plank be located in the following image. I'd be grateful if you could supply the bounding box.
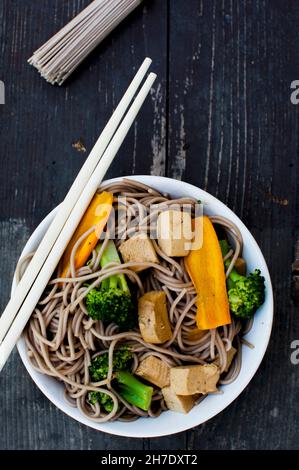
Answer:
[1,0,299,450]
[167,0,299,450]
[0,0,167,450]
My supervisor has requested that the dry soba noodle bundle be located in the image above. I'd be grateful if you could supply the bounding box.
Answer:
[28,0,143,85]
[19,179,262,423]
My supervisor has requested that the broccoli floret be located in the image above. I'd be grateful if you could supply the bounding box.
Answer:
[86,288,134,327]
[219,239,266,319]
[88,391,114,412]
[89,345,132,381]
[227,268,265,319]
[89,346,153,411]
[86,240,135,327]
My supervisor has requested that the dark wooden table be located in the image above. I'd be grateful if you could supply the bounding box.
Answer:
[0,0,298,450]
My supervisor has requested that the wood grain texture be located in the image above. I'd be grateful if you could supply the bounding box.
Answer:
[166,0,299,450]
[0,0,299,450]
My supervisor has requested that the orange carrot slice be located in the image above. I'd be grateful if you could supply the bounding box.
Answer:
[185,215,231,330]
[60,191,113,278]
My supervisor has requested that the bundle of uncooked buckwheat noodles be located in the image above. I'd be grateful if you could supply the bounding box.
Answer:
[28,0,143,85]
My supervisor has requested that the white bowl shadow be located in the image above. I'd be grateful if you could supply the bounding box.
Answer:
[14,176,273,438]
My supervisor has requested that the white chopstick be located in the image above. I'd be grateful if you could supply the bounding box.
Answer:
[0,71,157,372]
[0,57,151,346]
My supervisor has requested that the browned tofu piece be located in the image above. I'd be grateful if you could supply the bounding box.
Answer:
[135,355,170,388]
[119,233,159,271]
[234,257,247,276]
[162,387,196,414]
[170,364,220,395]
[157,210,193,257]
[214,346,237,372]
[138,291,172,344]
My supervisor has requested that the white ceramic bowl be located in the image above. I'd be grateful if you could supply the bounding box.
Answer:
[14,176,273,438]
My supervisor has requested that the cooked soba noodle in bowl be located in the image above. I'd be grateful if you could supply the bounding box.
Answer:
[15,176,273,437]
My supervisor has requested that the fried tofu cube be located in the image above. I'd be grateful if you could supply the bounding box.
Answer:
[162,386,196,414]
[138,291,172,344]
[234,258,247,276]
[119,233,159,271]
[135,355,170,388]
[157,210,192,257]
[170,364,220,395]
[214,346,237,372]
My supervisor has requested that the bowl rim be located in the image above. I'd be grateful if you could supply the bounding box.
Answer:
[14,175,274,438]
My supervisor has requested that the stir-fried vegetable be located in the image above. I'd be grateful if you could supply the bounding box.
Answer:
[115,371,153,411]
[185,216,231,330]
[60,191,113,278]
[86,240,135,327]
[89,345,133,381]
[219,239,266,319]
[89,391,114,412]
[89,346,153,411]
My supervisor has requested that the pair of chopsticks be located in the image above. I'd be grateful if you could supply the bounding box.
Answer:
[0,58,156,372]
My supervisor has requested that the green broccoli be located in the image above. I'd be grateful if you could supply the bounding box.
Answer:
[89,345,133,381]
[86,240,135,327]
[89,391,113,412]
[219,239,265,319]
[89,346,153,411]
[114,371,153,411]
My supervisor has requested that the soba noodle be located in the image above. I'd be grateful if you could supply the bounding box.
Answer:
[19,179,251,422]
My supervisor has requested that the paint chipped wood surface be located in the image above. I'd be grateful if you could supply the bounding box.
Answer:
[0,0,299,450]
